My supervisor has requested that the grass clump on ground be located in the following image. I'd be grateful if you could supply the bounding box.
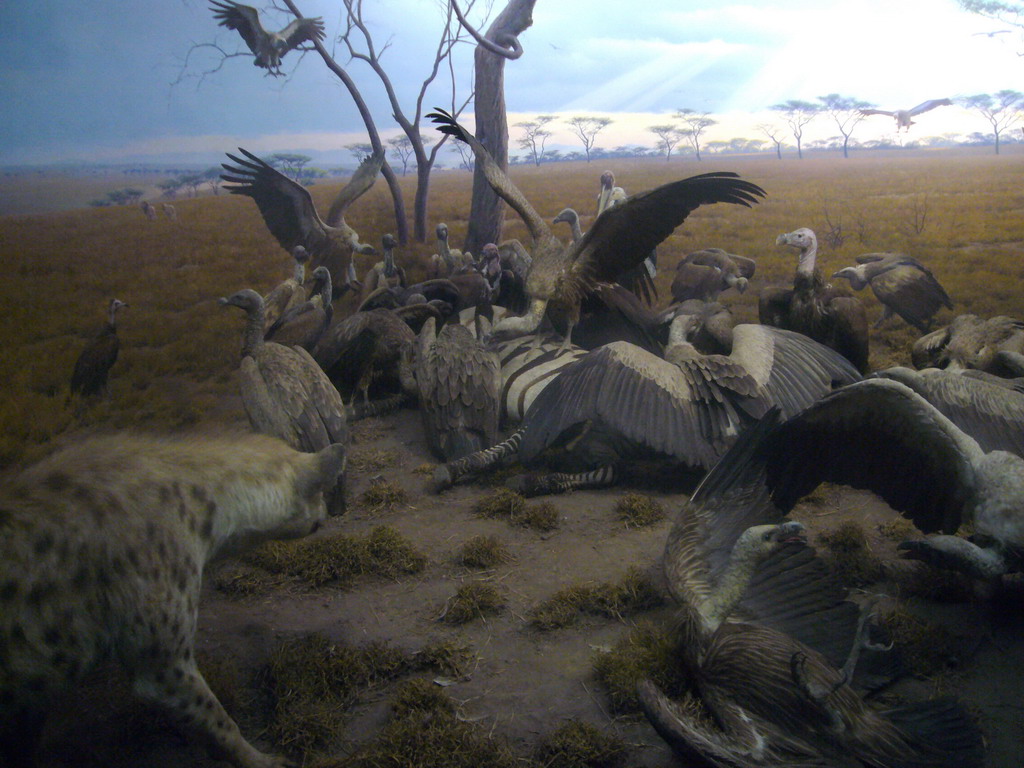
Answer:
[533,719,628,768]
[439,582,506,625]
[320,678,519,768]
[473,488,560,532]
[458,535,513,569]
[347,447,400,473]
[614,493,666,528]
[881,604,963,677]
[529,567,663,631]
[817,521,885,586]
[591,620,690,715]
[413,640,476,680]
[359,477,408,513]
[216,525,426,593]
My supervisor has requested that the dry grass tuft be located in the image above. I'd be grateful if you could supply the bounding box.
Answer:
[348,447,400,473]
[413,640,476,680]
[615,493,666,528]
[591,621,689,715]
[881,604,962,677]
[219,525,426,592]
[359,478,408,513]
[321,678,520,768]
[529,567,663,631]
[514,501,560,532]
[878,517,918,541]
[473,489,560,532]
[439,582,505,625]
[412,462,435,476]
[533,719,628,768]
[817,521,885,586]
[458,535,513,569]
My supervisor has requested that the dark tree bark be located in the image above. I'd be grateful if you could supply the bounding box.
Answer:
[454,0,536,256]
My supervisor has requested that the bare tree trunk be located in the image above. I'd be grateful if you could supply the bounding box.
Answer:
[461,0,536,255]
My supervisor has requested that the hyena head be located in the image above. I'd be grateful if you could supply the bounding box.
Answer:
[213,441,347,557]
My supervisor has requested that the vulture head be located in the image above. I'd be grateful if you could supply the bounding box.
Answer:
[732,521,806,566]
[552,208,578,226]
[292,245,310,264]
[776,227,818,274]
[832,265,869,291]
[218,288,263,315]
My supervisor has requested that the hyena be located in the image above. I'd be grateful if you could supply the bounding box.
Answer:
[0,431,346,768]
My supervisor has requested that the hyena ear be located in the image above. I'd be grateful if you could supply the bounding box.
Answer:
[298,444,347,499]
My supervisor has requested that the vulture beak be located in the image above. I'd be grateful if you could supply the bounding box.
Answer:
[775,233,790,246]
[597,186,614,215]
[776,521,806,544]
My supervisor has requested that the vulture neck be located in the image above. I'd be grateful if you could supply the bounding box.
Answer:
[106,305,121,330]
[383,247,396,277]
[292,260,306,284]
[242,303,267,358]
[699,541,769,632]
[438,235,454,269]
[567,211,583,243]
[795,240,818,279]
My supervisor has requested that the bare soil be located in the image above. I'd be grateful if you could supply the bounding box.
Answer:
[32,404,1024,768]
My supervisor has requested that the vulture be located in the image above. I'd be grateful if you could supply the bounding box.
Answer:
[263,265,333,351]
[361,233,407,298]
[219,289,348,511]
[140,200,156,221]
[400,318,502,461]
[671,248,757,304]
[69,298,128,400]
[262,245,311,332]
[871,366,1024,458]
[221,147,382,297]
[832,252,952,331]
[596,171,659,305]
[639,411,984,768]
[760,227,869,373]
[312,308,415,404]
[426,108,765,348]
[434,305,859,496]
[912,313,1024,376]
[755,377,1024,580]
[426,223,474,278]
[859,99,953,132]
[210,0,325,76]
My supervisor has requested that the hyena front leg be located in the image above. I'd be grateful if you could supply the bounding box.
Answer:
[132,654,288,768]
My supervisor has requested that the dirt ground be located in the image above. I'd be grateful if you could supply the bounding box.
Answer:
[31,402,1024,768]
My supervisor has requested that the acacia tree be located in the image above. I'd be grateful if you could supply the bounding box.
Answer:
[648,124,686,160]
[817,94,872,158]
[959,90,1024,154]
[452,0,537,256]
[958,1,1024,51]
[565,116,613,162]
[387,135,417,176]
[675,109,716,161]
[757,124,786,159]
[515,115,555,166]
[770,100,820,159]
[268,153,313,180]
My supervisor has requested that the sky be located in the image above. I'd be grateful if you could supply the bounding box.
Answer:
[0,0,1021,167]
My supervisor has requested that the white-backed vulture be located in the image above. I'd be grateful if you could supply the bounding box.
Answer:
[434,309,859,496]
[361,233,406,299]
[912,313,1024,375]
[264,265,332,351]
[859,99,952,132]
[162,203,177,221]
[760,227,869,373]
[210,0,325,76]
[671,248,756,304]
[69,299,128,400]
[312,308,415,404]
[427,109,765,348]
[221,147,382,297]
[639,412,983,768]
[756,377,1024,580]
[262,245,310,332]
[401,318,501,461]
[426,223,474,279]
[596,171,659,306]
[140,201,156,221]
[832,252,952,331]
[219,289,348,512]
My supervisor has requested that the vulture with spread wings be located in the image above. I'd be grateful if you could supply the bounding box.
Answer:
[426,108,765,348]
[222,147,383,297]
[859,99,952,132]
[210,1,325,76]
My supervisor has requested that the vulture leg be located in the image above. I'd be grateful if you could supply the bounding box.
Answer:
[838,598,892,684]
[873,305,894,329]
[434,429,525,490]
[505,465,617,497]
[349,393,408,421]
[789,652,846,733]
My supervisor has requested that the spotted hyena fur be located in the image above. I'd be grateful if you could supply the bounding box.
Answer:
[0,431,346,768]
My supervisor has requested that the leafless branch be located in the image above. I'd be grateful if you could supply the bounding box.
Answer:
[450,0,524,59]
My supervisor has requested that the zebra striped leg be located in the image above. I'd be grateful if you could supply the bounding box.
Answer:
[434,429,525,491]
[505,465,617,497]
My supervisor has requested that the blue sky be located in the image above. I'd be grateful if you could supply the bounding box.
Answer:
[1,0,1020,165]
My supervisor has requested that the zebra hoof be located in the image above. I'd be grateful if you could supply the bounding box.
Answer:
[433,465,453,492]
[505,474,545,497]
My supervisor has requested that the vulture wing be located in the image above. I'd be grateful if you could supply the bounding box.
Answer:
[566,173,765,296]
[908,98,953,116]
[325,148,385,227]
[210,1,265,54]
[870,262,953,329]
[222,148,328,253]
[278,14,326,52]
[761,378,979,534]
[858,108,897,117]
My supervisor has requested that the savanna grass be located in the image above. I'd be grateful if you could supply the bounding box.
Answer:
[533,719,628,768]
[3,152,1024,468]
[439,582,505,624]
[614,493,667,528]
[473,488,560,531]
[591,620,690,715]
[359,477,408,513]
[529,567,664,631]
[817,521,885,586]
[458,534,514,569]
